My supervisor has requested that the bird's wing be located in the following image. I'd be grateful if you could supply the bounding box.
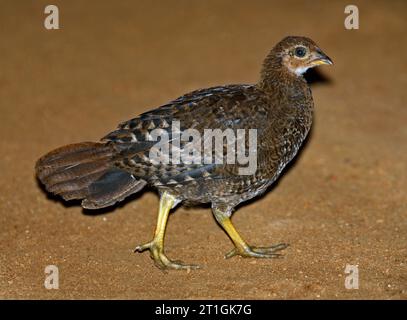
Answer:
[102,85,270,185]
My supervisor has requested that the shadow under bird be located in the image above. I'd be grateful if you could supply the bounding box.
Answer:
[36,36,332,270]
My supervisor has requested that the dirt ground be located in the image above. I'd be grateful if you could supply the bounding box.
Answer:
[0,0,406,299]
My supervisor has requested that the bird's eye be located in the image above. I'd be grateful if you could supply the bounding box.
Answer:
[294,47,307,58]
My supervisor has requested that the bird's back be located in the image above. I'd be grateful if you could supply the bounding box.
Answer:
[102,82,313,206]
[36,35,330,210]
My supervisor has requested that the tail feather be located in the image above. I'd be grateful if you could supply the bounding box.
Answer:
[82,169,147,209]
[35,142,146,209]
[36,142,113,180]
[47,169,108,194]
[58,188,89,201]
[43,160,110,186]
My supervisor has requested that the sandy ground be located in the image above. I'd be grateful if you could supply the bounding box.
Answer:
[0,0,406,299]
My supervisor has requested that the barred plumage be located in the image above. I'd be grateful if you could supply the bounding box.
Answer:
[36,36,332,269]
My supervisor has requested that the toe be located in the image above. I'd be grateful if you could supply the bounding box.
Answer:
[134,241,153,252]
[224,248,238,259]
[167,260,202,270]
[225,243,289,259]
[252,243,289,253]
[134,240,201,270]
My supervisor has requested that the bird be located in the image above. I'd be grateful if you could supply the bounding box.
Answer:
[35,36,332,270]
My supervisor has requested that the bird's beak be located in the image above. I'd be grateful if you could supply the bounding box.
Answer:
[311,50,333,66]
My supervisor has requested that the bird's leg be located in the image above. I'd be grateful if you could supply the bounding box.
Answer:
[134,191,200,270]
[212,206,289,259]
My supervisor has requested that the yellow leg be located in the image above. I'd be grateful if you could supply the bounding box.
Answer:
[212,207,289,259]
[135,191,200,270]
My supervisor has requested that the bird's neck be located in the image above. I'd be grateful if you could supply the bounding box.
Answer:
[259,68,307,96]
[258,52,310,100]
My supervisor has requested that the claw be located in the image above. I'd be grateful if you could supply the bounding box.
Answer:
[135,240,201,270]
[134,241,153,253]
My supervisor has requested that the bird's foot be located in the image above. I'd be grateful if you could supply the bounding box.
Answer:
[134,240,201,270]
[225,243,289,259]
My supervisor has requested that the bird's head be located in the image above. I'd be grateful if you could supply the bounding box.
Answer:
[262,36,333,78]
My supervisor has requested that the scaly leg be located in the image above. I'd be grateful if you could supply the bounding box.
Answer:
[135,191,200,270]
[212,206,289,259]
